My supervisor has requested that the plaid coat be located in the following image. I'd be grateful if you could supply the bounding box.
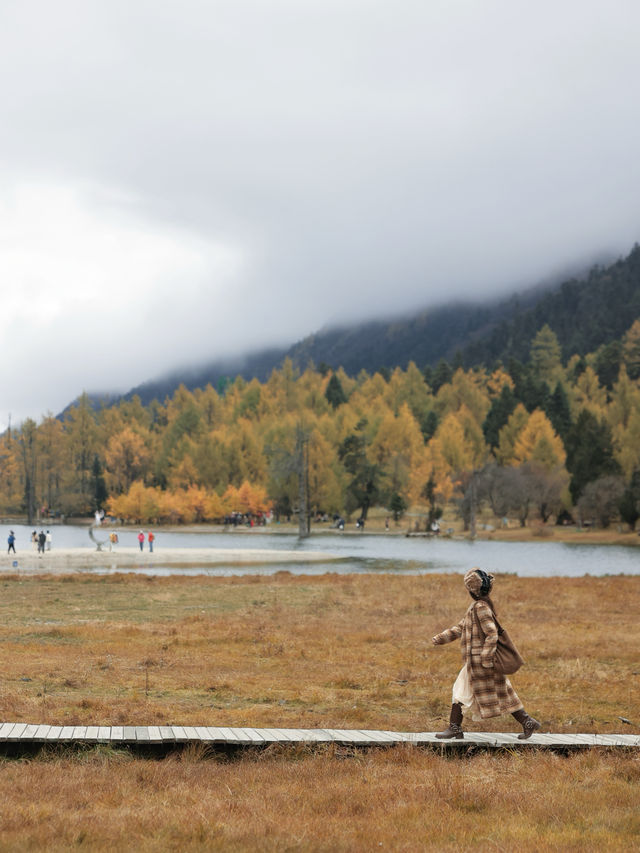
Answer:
[433,599,523,719]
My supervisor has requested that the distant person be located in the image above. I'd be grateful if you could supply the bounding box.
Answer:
[7,531,16,554]
[38,531,46,554]
[109,531,119,551]
[148,530,155,552]
[431,568,540,740]
[31,530,38,551]
[138,530,145,552]
[46,530,52,551]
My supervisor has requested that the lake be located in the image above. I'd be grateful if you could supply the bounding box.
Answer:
[5,524,640,577]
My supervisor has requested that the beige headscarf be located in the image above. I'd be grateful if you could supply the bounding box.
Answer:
[464,567,494,598]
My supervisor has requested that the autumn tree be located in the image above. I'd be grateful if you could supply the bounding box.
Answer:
[105,427,151,495]
[530,324,562,382]
[622,318,640,380]
[577,475,625,528]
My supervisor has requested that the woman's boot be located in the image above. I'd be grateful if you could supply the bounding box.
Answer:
[436,702,464,739]
[512,708,541,739]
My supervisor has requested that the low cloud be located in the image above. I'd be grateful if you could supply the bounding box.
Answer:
[1,1,640,426]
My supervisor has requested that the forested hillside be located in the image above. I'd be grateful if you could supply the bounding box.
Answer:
[119,246,638,406]
[5,317,640,531]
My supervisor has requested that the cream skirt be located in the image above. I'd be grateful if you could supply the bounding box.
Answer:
[451,665,482,721]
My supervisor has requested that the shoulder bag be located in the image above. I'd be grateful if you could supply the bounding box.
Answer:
[473,604,525,675]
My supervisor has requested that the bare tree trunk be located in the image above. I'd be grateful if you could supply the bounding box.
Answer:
[469,471,477,539]
[297,426,310,539]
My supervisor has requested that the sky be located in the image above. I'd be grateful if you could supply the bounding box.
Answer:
[2,0,640,429]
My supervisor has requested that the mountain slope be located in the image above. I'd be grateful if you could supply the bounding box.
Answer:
[96,243,640,408]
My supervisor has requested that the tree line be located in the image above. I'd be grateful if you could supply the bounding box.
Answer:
[3,319,640,530]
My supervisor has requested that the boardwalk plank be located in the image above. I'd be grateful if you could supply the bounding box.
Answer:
[227,728,253,742]
[205,727,233,742]
[276,728,327,742]
[239,728,267,743]
[0,723,16,740]
[45,727,63,741]
[33,725,51,741]
[181,726,201,741]
[194,726,211,741]
[213,727,243,742]
[321,728,369,743]
[258,728,292,742]
[0,724,638,750]
[8,724,27,740]
[357,730,403,743]
[19,725,41,740]
[170,726,189,742]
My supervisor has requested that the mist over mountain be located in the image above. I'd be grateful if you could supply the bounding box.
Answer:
[79,244,639,411]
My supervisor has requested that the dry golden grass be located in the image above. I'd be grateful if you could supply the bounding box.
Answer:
[1,572,638,732]
[0,747,638,851]
[0,571,638,850]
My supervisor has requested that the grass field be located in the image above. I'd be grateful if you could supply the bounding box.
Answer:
[0,571,638,850]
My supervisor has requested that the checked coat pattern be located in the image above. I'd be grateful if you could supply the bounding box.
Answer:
[433,599,523,719]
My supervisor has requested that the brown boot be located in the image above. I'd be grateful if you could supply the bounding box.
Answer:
[436,702,464,739]
[512,709,541,739]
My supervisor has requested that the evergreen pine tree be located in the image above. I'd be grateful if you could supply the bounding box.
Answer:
[545,381,572,441]
[325,373,348,409]
[483,384,517,449]
[565,410,621,503]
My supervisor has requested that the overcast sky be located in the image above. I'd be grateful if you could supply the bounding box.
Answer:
[2,0,640,429]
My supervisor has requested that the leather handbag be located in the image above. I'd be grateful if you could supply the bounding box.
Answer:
[474,606,524,675]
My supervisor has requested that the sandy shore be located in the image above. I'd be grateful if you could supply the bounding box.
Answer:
[0,546,339,573]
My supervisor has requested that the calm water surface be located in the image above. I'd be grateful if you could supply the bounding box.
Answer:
[5,524,639,577]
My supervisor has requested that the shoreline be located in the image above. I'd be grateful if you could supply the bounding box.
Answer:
[0,546,340,573]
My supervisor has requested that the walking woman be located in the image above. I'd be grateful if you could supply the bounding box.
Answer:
[431,568,540,739]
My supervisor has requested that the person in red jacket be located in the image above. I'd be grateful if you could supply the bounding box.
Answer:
[148,530,155,552]
[137,530,145,552]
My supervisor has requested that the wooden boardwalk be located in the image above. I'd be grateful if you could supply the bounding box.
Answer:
[0,723,637,750]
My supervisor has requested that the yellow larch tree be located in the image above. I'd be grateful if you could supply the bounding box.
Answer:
[307,429,343,514]
[607,365,640,431]
[434,368,491,425]
[487,367,515,398]
[104,426,152,495]
[0,432,23,514]
[511,409,567,471]
[108,480,160,524]
[368,403,425,498]
[193,384,224,429]
[570,365,607,419]
[622,317,640,380]
[530,324,563,383]
[612,407,640,479]
[495,403,530,466]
